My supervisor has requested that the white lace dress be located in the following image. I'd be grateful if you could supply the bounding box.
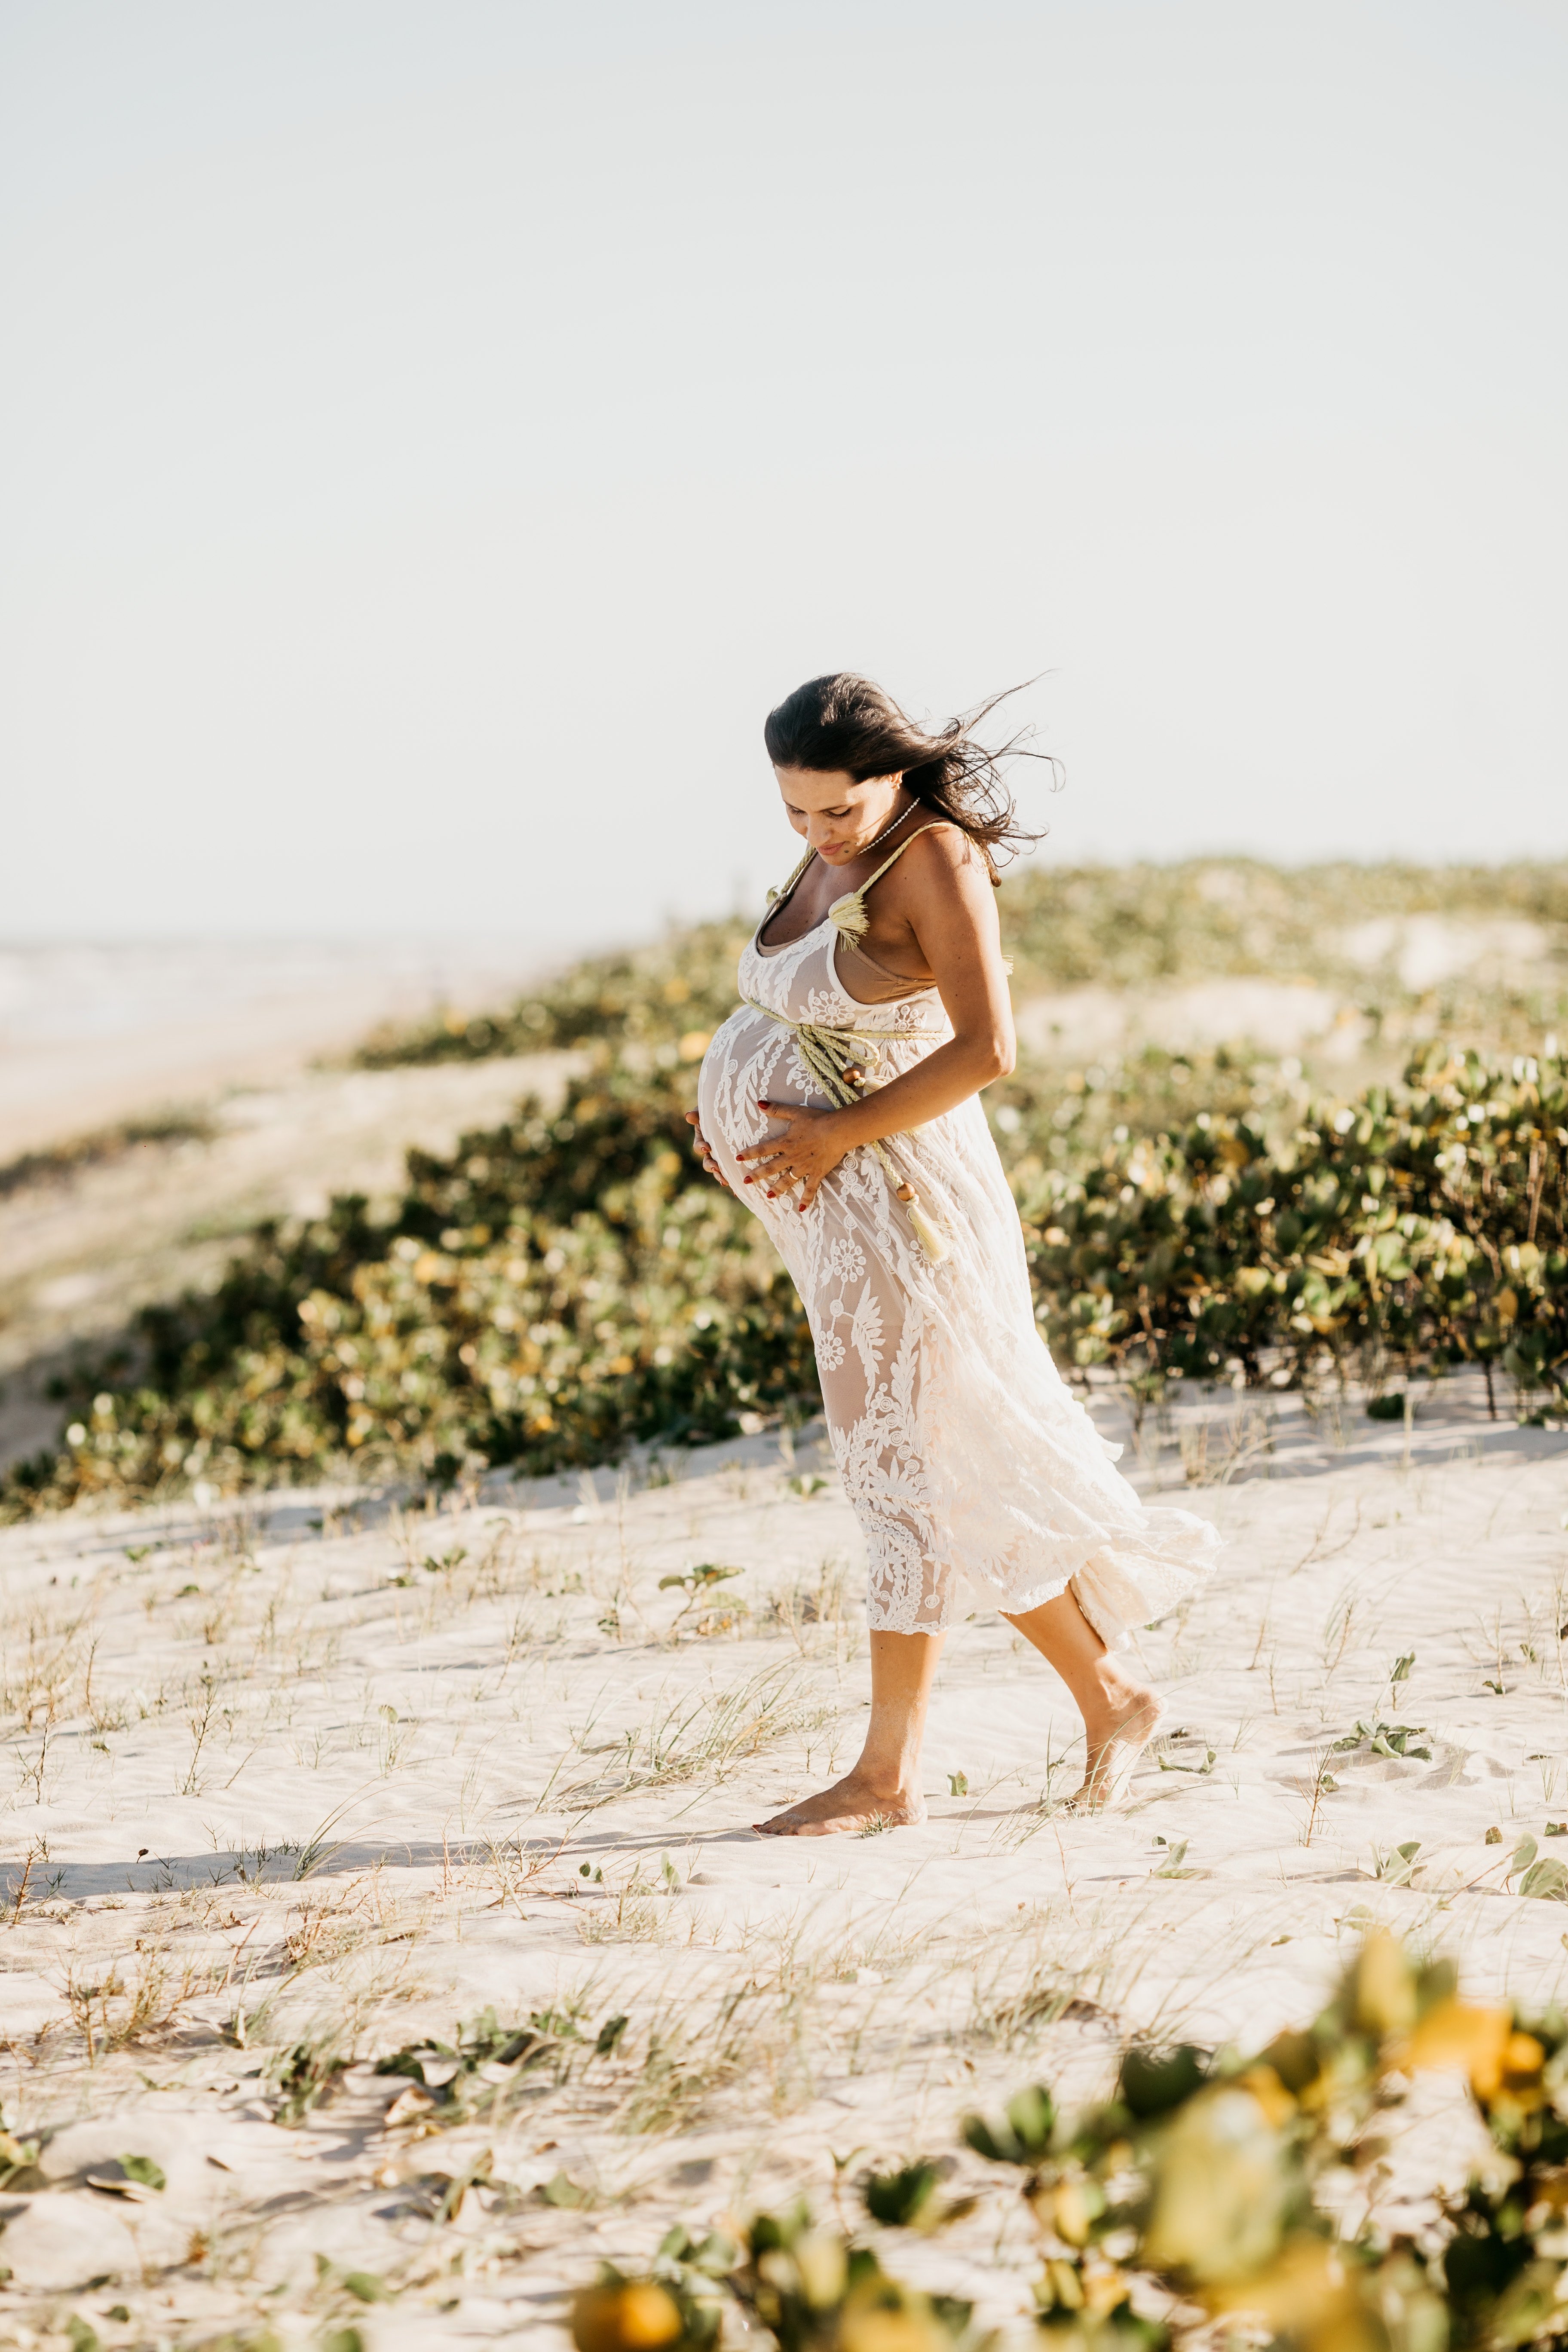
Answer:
[696,901,1220,1641]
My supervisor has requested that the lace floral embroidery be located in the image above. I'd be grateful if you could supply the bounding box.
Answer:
[695,914,1221,1635]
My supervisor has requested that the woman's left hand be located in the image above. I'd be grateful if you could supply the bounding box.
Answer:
[734,1100,851,1210]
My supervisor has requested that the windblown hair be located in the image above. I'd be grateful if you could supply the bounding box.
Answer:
[762,673,1053,879]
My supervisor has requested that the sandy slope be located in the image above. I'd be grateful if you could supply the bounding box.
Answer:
[0,1054,579,1477]
[0,940,553,1166]
[0,1372,1562,2345]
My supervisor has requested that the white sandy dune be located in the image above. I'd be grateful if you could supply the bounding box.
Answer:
[0,1373,1564,2346]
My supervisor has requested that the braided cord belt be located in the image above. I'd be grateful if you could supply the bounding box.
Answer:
[739,998,951,1263]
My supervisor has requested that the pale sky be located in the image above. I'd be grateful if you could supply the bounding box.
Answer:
[4,1,1566,954]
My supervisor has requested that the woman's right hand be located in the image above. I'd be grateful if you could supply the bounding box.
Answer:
[684,1109,732,1190]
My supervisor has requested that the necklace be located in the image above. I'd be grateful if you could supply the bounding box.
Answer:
[853,794,919,861]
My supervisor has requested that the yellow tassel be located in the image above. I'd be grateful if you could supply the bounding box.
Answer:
[827,893,869,941]
[906,1200,951,1263]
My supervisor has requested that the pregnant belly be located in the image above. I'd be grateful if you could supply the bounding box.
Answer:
[696,1007,830,1188]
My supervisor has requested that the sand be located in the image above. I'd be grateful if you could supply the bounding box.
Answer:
[0,1369,1562,2346]
[0,940,555,1167]
[1011,977,1368,1063]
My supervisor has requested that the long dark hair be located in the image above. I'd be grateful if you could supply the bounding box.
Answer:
[763,673,1053,879]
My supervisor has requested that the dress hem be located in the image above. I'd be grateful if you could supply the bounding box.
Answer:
[861,1523,1222,1646]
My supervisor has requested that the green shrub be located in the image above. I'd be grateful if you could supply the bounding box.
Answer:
[5,1029,1564,1521]
[3,1060,817,1517]
[1012,1048,1566,1402]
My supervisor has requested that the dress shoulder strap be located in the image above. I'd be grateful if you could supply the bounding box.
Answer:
[824,821,1012,971]
[765,845,816,909]
[827,823,956,945]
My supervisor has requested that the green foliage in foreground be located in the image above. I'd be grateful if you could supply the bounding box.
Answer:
[2,1043,1564,1519]
[575,1932,1568,2352]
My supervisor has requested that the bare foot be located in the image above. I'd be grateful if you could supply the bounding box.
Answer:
[754,1771,926,1838]
[1065,1694,1165,1814]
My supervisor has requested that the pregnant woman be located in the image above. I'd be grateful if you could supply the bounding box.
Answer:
[690,674,1218,1836]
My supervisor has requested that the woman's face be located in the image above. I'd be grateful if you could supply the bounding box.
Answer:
[773,766,908,864]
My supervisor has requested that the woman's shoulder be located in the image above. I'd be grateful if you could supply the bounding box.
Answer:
[885,820,992,898]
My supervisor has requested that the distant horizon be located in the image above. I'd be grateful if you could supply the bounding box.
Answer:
[4,842,1568,954]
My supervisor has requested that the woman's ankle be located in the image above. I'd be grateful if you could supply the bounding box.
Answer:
[1082,1673,1157,1746]
[852,1754,922,1804]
